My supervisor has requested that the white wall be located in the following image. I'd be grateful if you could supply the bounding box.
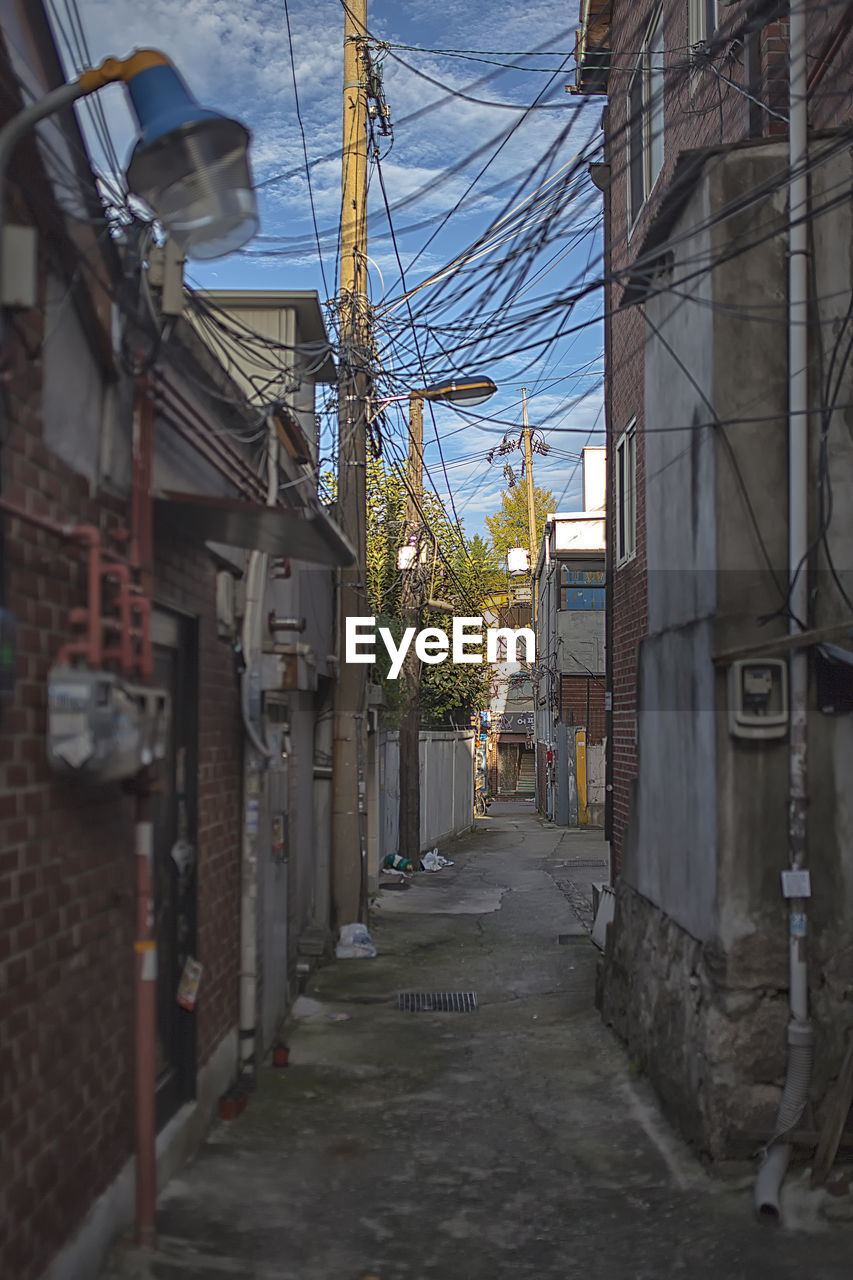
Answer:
[379,730,474,861]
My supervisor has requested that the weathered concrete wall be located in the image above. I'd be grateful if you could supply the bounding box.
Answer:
[556,607,605,676]
[631,170,718,942]
[632,624,719,940]
[602,142,853,1158]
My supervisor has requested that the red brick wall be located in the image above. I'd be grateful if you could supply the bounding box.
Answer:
[0,282,243,1280]
[807,1,853,131]
[560,674,606,742]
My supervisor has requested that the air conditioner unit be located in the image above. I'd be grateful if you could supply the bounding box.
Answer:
[47,666,170,784]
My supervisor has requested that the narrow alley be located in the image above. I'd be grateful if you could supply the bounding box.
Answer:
[103,804,853,1280]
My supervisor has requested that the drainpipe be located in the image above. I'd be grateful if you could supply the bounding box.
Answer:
[754,1,815,1220]
[238,419,276,1081]
[312,703,334,937]
[133,783,156,1247]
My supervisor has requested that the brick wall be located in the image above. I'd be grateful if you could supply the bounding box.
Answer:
[0,259,243,1280]
[560,674,606,742]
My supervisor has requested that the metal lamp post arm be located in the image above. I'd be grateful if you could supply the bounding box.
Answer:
[0,52,174,309]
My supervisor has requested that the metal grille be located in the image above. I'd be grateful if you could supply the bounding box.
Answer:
[560,859,607,868]
[397,991,478,1013]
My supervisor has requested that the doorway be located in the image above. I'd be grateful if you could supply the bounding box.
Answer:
[152,608,199,1129]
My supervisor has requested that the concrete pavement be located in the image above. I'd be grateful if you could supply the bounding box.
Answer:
[102,801,853,1279]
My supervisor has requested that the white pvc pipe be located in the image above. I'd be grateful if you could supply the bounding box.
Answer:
[756,0,814,1219]
[787,0,810,1028]
[238,420,278,1076]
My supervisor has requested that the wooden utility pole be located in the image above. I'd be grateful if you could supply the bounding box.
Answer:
[332,0,369,926]
[520,387,537,569]
[398,393,424,863]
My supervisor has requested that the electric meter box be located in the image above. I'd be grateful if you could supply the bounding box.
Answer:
[727,658,788,740]
[47,666,170,783]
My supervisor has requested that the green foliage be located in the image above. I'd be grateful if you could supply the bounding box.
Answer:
[484,482,556,566]
[364,457,493,729]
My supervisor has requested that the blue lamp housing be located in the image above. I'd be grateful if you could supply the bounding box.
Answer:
[125,60,258,260]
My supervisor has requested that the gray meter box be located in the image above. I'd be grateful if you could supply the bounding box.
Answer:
[47,666,170,783]
[727,658,788,740]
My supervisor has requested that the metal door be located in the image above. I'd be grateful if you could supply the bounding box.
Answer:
[152,609,198,1128]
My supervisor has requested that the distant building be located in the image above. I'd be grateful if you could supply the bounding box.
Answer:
[533,448,606,825]
[482,592,535,796]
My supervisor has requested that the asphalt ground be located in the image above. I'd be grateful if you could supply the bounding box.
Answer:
[102,801,853,1280]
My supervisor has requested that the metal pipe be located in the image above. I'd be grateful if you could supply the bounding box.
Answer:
[268,614,306,634]
[0,80,86,309]
[238,418,277,1080]
[755,0,815,1220]
[133,785,156,1247]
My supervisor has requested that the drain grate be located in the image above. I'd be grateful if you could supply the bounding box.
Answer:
[397,991,478,1013]
[561,859,607,868]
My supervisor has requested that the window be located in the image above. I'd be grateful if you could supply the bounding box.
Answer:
[626,7,665,226]
[689,0,718,49]
[560,565,606,611]
[615,422,636,565]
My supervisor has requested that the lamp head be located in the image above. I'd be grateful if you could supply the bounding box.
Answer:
[124,58,258,260]
[422,375,497,407]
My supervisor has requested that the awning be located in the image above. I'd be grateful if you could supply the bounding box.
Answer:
[154,492,355,566]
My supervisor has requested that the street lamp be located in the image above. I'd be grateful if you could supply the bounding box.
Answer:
[396,375,497,865]
[420,375,497,408]
[0,49,258,305]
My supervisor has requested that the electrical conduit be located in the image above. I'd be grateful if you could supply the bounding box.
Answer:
[239,418,276,1081]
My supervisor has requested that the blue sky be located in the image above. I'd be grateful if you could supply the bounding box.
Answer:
[56,0,605,538]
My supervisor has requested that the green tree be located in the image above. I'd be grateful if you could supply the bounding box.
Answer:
[363,458,492,728]
[484,482,556,566]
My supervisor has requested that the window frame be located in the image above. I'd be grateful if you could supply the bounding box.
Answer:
[615,420,637,567]
[626,6,666,232]
[688,0,719,50]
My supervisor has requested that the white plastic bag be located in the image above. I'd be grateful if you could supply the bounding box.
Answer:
[335,922,377,959]
[420,848,454,872]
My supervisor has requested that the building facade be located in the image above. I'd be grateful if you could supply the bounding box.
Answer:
[0,7,349,1276]
[534,448,606,826]
[576,0,853,1164]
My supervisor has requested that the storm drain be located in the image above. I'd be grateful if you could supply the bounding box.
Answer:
[560,859,607,869]
[397,991,479,1013]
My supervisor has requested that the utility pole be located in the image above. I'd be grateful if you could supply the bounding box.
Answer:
[520,387,537,570]
[398,393,424,863]
[332,0,369,927]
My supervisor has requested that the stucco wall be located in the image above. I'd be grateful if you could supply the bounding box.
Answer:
[632,173,718,942]
[556,606,605,676]
[603,140,853,1156]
